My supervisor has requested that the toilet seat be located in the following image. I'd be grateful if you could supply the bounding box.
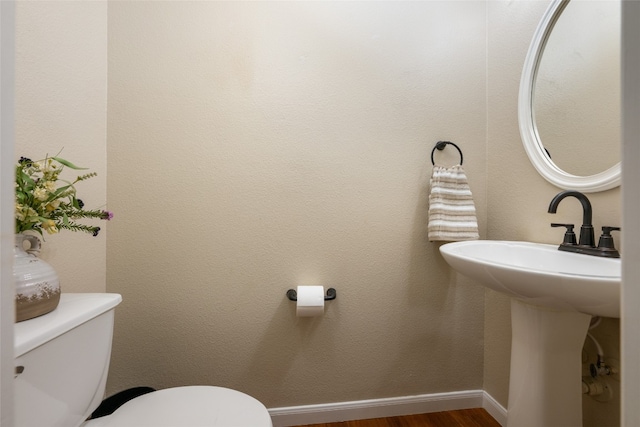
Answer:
[84,386,272,427]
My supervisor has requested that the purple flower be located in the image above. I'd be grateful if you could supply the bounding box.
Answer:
[102,211,114,221]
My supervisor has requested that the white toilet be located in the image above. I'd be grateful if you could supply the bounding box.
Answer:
[14,293,273,427]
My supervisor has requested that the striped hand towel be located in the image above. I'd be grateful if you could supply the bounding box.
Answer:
[428,165,479,242]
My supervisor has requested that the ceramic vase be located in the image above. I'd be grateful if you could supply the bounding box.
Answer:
[14,233,61,322]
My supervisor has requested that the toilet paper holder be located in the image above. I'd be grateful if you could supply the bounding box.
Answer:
[286,287,337,302]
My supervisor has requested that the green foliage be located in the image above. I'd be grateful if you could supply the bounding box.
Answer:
[15,155,113,237]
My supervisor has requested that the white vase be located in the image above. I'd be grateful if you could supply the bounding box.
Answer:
[14,233,61,322]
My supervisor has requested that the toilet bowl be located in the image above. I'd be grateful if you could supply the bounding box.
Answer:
[14,293,272,427]
[83,386,272,427]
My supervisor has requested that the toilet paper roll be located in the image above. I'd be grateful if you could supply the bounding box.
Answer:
[296,286,325,317]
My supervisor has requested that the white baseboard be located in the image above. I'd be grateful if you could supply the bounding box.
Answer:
[482,391,508,426]
[268,390,507,427]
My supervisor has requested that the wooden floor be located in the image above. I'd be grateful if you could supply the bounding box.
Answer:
[293,408,501,427]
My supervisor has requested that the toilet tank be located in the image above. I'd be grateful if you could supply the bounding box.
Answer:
[14,293,122,427]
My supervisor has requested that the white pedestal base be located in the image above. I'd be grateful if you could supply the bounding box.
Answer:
[507,299,591,427]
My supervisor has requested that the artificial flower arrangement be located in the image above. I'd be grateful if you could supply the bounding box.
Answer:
[15,154,113,237]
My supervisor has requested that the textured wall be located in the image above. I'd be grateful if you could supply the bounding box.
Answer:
[486,1,621,425]
[14,0,108,293]
[105,1,488,408]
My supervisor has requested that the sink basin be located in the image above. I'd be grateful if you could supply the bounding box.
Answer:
[440,240,620,318]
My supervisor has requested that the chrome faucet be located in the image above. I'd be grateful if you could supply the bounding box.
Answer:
[548,190,620,258]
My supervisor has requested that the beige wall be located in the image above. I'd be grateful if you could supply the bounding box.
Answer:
[105,1,488,407]
[487,1,621,425]
[14,0,108,293]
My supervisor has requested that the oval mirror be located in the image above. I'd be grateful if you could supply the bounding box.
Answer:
[518,0,621,192]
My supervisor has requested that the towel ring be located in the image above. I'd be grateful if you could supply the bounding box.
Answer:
[431,141,463,165]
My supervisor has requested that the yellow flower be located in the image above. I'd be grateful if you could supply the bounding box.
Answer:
[42,220,58,235]
[33,187,48,201]
[26,207,38,219]
[44,180,56,192]
[15,204,25,221]
[45,199,60,212]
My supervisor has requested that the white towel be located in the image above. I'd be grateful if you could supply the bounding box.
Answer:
[428,165,479,242]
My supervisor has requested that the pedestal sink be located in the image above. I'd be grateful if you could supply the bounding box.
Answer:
[440,240,621,427]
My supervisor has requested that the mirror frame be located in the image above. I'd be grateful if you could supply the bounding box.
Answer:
[518,0,621,192]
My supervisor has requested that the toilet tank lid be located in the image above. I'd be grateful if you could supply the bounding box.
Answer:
[15,293,122,357]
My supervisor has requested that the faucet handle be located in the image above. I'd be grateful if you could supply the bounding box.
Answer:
[598,226,621,250]
[551,223,577,245]
[602,226,621,234]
